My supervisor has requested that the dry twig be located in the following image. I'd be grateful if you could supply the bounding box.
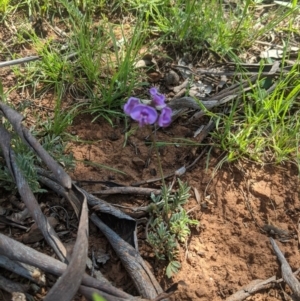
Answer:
[226,268,300,301]
[270,237,300,300]
[93,186,161,196]
[0,56,40,68]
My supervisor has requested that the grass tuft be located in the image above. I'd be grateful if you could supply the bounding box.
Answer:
[211,57,300,167]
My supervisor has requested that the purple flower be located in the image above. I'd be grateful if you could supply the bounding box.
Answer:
[152,94,166,108]
[124,88,172,128]
[130,104,158,127]
[149,87,158,96]
[124,97,140,115]
[158,107,172,127]
[149,87,166,109]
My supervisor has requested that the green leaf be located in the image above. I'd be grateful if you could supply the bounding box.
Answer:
[166,260,181,278]
[92,293,107,301]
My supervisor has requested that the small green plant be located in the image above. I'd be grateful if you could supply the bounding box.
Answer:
[147,179,198,278]
[0,127,75,193]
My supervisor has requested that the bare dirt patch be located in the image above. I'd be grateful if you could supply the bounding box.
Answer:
[66,115,300,301]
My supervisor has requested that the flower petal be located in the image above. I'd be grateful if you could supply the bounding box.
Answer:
[124,97,140,115]
[149,87,158,96]
[152,94,166,108]
[158,106,172,127]
[149,87,166,108]
[130,104,158,127]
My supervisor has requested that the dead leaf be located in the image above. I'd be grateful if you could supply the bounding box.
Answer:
[260,49,283,59]
[147,71,161,82]
[193,187,201,204]
[22,216,59,244]
[96,249,110,265]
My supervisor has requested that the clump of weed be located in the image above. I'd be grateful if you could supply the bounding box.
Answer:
[0,0,10,13]
[146,179,198,278]
[0,132,75,193]
[210,60,300,169]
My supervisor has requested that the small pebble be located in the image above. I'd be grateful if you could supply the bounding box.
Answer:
[165,70,180,86]
[132,157,145,168]
[150,168,157,176]
[108,132,119,141]
[210,255,217,261]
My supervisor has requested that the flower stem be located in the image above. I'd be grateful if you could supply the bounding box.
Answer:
[148,126,165,187]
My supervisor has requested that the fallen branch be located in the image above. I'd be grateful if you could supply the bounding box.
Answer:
[93,186,161,196]
[37,169,138,249]
[0,56,40,68]
[0,233,132,300]
[90,213,166,300]
[44,186,89,301]
[0,274,29,294]
[270,237,300,299]
[226,277,276,301]
[0,255,45,286]
[226,266,300,301]
[0,125,68,262]
[0,99,150,300]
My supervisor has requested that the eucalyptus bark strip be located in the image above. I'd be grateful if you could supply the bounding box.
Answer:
[0,255,45,286]
[0,125,68,262]
[0,233,131,299]
[90,213,166,300]
[0,56,40,68]
[93,186,161,196]
[270,238,300,299]
[44,186,89,301]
